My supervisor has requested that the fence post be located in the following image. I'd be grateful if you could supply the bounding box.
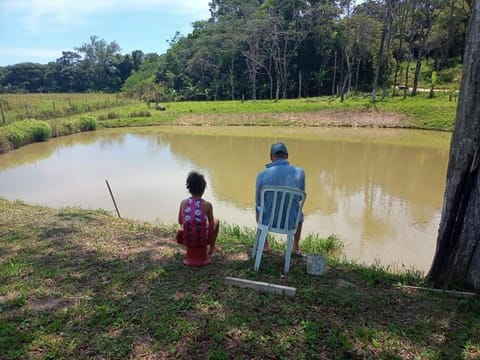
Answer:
[0,100,6,124]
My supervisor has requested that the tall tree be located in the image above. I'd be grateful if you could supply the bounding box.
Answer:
[427,0,480,292]
[391,0,413,97]
[408,0,441,96]
[264,0,312,99]
[55,51,82,92]
[0,63,46,92]
[75,36,121,91]
[371,0,397,101]
[242,15,272,100]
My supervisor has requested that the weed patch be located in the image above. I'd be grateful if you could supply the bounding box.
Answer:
[78,115,98,131]
[1,119,51,149]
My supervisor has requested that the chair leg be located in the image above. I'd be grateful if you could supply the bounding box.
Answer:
[252,228,261,258]
[284,232,294,274]
[254,229,269,271]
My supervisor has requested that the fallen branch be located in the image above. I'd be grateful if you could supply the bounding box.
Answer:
[402,285,477,298]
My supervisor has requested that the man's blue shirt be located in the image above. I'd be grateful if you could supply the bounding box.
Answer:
[255,159,305,229]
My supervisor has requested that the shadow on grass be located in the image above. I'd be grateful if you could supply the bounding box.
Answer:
[1,206,479,359]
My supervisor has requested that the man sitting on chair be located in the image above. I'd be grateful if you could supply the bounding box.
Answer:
[255,142,306,255]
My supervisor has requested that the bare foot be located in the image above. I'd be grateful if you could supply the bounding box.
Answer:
[263,240,271,253]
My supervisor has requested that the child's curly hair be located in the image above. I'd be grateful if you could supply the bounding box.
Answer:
[186,171,206,196]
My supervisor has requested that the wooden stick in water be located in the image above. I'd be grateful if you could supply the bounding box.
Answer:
[105,179,121,218]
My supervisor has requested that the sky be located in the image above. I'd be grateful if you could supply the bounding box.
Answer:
[0,0,211,66]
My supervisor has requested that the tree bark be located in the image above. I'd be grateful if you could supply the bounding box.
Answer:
[372,0,394,102]
[332,50,337,97]
[427,0,480,292]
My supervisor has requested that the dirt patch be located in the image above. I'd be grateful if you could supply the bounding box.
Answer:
[27,296,77,312]
[176,110,410,128]
[0,291,20,304]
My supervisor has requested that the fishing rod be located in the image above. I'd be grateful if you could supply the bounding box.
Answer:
[105,179,121,218]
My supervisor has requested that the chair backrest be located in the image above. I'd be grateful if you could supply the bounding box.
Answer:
[258,185,306,235]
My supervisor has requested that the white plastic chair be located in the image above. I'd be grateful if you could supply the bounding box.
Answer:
[252,185,306,273]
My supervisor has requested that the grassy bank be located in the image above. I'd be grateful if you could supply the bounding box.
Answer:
[1,199,479,359]
[0,92,458,153]
[0,93,134,123]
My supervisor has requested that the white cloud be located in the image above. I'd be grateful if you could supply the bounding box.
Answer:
[1,0,210,33]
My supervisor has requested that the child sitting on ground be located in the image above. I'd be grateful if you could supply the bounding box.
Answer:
[177,171,220,255]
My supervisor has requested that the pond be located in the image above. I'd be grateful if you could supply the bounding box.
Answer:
[0,126,451,273]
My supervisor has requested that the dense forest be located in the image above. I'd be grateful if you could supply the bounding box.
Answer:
[0,0,472,101]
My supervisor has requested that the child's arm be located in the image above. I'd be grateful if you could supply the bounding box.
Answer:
[204,201,215,242]
[204,201,214,224]
[178,200,185,225]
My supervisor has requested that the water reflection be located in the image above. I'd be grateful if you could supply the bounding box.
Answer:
[0,126,450,272]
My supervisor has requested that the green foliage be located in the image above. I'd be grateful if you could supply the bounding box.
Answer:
[302,233,343,256]
[0,130,10,152]
[78,115,98,131]
[2,119,52,149]
[121,58,161,95]
[0,1,469,101]
[336,260,425,287]
[0,93,134,123]
[435,64,462,87]
[431,71,438,86]
[396,60,463,90]
[128,110,151,118]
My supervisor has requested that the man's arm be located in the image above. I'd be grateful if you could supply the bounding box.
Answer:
[255,174,262,220]
[300,168,306,191]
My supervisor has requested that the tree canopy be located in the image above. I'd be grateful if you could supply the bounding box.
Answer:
[0,0,471,100]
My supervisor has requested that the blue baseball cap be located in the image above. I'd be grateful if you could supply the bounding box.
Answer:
[270,142,288,156]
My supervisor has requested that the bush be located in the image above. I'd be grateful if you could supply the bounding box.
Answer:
[302,234,343,256]
[129,110,151,118]
[107,112,118,119]
[1,120,52,150]
[30,121,51,141]
[78,115,98,131]
[0,129,12,153]
[62,120,81,135]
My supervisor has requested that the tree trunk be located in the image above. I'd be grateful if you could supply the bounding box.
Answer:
[282,37,288,99]
[392,0,410,97]
[332,50,337,96]
[411,52,422,96]
[229,58,235,100]
[403,55,411,99]
[275,71,281,102]
[371,0,392,102]
[298,71,302,98]
[427,0,480,292]
[354,58,361,93]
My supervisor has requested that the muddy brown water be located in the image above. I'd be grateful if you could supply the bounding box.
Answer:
[0,126,451,272]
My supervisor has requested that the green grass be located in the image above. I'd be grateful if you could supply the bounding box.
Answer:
[0,119,52,151]
[375,92,458,131]
[0,93,134,123]
[1,198,479,359]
